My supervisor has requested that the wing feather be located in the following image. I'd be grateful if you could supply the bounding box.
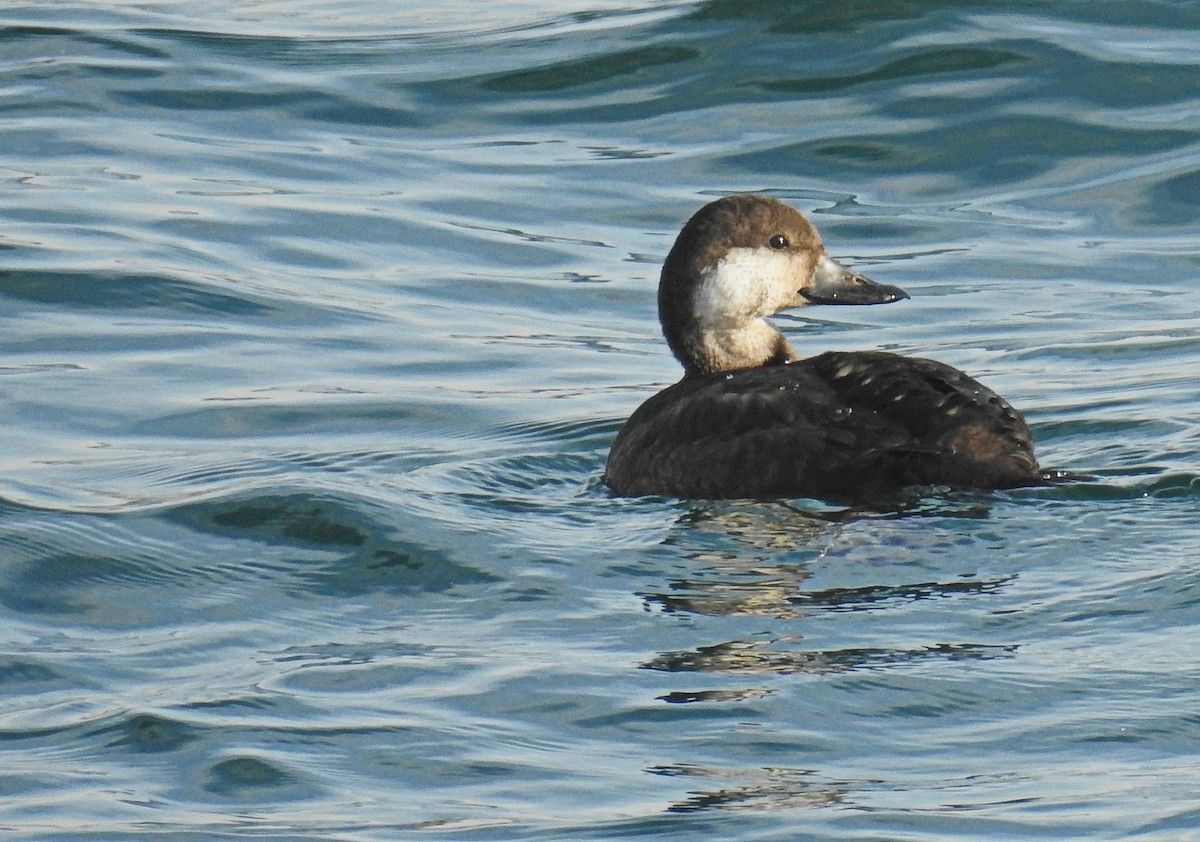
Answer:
[606,352,1039,499]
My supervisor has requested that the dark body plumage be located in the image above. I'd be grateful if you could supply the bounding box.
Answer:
[603,195,1042,500]
[606,350,1039,499]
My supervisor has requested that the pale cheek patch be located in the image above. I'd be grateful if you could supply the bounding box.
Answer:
[695,248,796,325]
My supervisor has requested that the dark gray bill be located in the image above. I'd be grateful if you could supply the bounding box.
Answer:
[801,255,909,305]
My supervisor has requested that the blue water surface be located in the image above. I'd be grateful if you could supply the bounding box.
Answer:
[2,1,1200,839]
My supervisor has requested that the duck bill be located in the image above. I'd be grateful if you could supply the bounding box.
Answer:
[801,255,909,305]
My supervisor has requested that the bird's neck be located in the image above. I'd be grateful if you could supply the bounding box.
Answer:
[672,317,798,375]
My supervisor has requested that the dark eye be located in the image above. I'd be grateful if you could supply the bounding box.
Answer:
[769,234,788,250]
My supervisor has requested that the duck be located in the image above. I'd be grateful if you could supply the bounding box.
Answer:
[604,194,1041,500]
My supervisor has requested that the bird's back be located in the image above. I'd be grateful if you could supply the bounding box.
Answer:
[605,350,1039,500]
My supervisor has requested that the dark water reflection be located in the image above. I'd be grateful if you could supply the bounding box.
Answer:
[646,639,1016,676]
[651,763,845,813]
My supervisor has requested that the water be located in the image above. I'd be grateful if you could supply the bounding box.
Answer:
[1,1,1200,839]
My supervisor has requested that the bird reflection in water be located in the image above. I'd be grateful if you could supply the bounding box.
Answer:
[649,764,846,813]
[637,501,1019,813]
